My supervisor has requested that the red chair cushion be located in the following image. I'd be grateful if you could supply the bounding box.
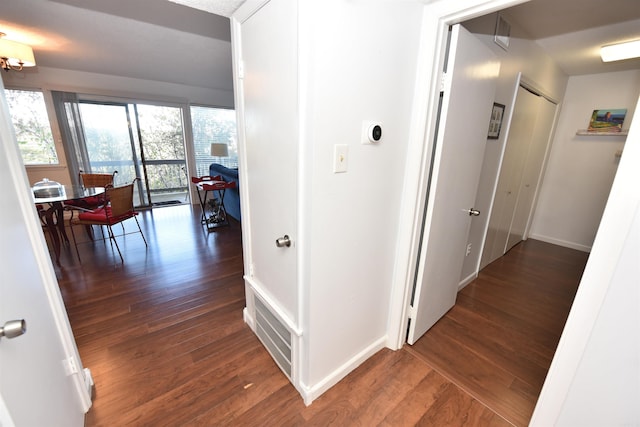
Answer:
[78,207,137,224]
[65,196,105,209]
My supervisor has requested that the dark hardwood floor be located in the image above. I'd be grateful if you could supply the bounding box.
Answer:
[407,240,589,426]
[51,205,588,426]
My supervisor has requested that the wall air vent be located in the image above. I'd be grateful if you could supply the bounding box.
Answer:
[254,297,292,379]
[494,13,511,51]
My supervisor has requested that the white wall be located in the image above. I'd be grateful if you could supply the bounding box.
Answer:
[299,1,423,393]
[2,66,234,187]
[531,94,640,427]
[558,210,640,424]
[530,70,640,251]
[460,13,568,279]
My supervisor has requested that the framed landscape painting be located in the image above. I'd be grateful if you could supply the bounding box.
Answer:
[588,109,627,133]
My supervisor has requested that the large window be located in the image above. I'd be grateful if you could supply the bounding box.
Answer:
[76,101,188,207]
[5,89,59,165]
[190,106,237,176]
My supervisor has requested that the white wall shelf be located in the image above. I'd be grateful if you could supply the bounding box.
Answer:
[576,129,628,136]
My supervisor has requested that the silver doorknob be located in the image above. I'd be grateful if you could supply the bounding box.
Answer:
[468,208,481,216]
[275,235,291,248]
[0,319,26,340]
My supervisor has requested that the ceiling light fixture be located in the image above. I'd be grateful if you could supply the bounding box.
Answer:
[600,39,640,63]
[0,32,36,72]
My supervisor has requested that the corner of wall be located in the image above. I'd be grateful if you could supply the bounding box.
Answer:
[299,336,387,405]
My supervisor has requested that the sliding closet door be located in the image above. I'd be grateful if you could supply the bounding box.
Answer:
[506,95,556,250]
[482,84,558,266]
[484,85,539,264]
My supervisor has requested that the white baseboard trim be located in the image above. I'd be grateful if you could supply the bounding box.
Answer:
[458,271,478,291]
[298,336,388,406]
[528,234,591,253]
[243,306,255,330]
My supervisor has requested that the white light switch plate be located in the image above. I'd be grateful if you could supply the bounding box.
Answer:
[333,144,348,173]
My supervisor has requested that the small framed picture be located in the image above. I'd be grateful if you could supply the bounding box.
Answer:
[488,102,505,139]
[587,108,627,133]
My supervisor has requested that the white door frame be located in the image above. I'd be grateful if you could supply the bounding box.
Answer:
[387,0,529,350]
[389,0,639,424]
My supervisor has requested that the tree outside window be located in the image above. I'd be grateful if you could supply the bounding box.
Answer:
[191,106,237,176]
[5,89,59,165]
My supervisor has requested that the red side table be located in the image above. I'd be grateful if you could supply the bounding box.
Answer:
[191,176,237,231]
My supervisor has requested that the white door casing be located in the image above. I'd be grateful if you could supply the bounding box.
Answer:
[407,25,499,344]
[0,79,91,425]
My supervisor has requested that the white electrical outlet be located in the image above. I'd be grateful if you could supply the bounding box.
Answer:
[333,144,348,173]
[466,243,472,256]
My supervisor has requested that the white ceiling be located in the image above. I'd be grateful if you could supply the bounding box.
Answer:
[166,0,245,17]
[0,0,235,91]
[502,0,640,75]
[0,0,638,94]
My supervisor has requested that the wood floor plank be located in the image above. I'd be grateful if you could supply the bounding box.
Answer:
[417,383,512,427]
[409,327,536,426]
[51,205,587,426]
[438,308,551,389]
[114,346,285,426]
[344,349,434,425]
[408,239,589,427]
[379,369,454,427]
[455,292,561,358]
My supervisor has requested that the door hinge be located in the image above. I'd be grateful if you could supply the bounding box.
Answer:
[238,60,245,80]
[63,356,79,376]
[440,71,450,92]
[408,304,416,320]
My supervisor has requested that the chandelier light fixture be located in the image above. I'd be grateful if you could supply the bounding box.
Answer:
[0,32,36,72]
[600,39,640,63]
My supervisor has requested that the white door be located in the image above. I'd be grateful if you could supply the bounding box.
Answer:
[238,0,298,322]
[506,93,557,250]
[0,81,91,426]
[407,25,499,344]
[484,85,539,264]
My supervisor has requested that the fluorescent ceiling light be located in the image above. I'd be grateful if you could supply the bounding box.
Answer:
[600,39,640,62]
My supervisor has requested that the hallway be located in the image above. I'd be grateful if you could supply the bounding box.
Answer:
[54,205,588,425]
[409,239,589,426]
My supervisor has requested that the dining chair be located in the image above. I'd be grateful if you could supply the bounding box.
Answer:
[65,170,118,210]
[65,170,118,240]
[69,179,147,263]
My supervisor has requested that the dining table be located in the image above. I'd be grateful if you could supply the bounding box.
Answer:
[33,184,105,265]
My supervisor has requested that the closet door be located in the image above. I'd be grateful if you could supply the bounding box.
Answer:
[506,95,556,250]
[484,85,538,264]
[238,0,299,321]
